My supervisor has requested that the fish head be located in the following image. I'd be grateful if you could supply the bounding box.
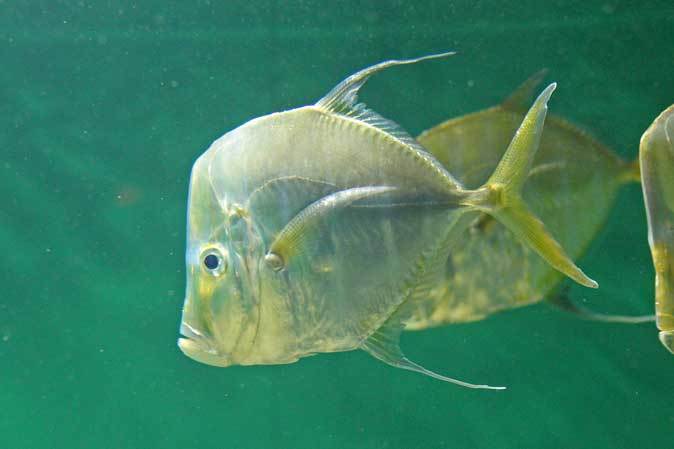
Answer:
[178,147,266,367]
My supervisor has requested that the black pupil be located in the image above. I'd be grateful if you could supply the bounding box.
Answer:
[204,254,219,270]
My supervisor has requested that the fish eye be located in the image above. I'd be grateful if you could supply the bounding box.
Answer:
[200,247,227,276]
[204,254,219,269]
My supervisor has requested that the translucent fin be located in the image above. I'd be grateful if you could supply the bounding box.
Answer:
[317,51,455,115]
[316,52,462,191]
[406,210,480,302]
[639,104,674,354]
[362,211,503,390]
[246,176,338,241]
[266,186,396,270]
[361,313,505,390]
[501,69,549,113]
[491,196,596,288]
[247,176,337,215]
[549,290,655,324]
[465,83,598,289]
[488,83,556,193]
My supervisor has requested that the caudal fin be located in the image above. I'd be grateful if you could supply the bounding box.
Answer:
[464,83,598,289]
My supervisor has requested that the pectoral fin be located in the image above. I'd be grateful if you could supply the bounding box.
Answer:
[266,186,396,271]
[246,176,338,239]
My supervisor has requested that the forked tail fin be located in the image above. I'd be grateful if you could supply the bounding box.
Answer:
[639,104,674,354]
[463,83,598,289]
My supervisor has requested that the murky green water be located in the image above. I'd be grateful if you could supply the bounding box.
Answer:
[2,1,673,448]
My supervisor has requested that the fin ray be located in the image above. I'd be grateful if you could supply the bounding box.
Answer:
[267,186,396,270]
[316,52,462,191]
[466,83,598,289]
[246,176,338,241]
[361,211,505,390]
[362,312,505,390]
[316,52,455,113]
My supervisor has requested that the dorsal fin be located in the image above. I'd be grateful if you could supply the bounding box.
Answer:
[316,52,455,155]
[501,69,549,113]
[317,52,455,113]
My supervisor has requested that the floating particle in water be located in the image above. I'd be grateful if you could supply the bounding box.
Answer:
[114,185,142,207]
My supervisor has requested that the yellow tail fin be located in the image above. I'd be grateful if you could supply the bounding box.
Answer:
[464,83,598,289]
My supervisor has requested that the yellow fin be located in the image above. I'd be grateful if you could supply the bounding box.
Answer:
[465,83,598,289]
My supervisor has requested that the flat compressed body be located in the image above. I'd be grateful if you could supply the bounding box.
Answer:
[407,106,631,328]
[640,104,674,353]
[193,105,462,361]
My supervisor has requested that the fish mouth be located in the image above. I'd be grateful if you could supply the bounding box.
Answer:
[178,323,232,367]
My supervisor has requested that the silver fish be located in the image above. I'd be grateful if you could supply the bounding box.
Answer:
[640,104,674,354]
[178,53,596,389]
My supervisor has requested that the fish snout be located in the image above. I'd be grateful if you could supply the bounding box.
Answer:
[178,322,232,367]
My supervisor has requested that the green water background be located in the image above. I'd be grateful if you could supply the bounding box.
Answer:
[2,1,674,448]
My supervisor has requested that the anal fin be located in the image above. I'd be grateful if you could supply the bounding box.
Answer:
[361,314,505,390]
[361,211,505,390]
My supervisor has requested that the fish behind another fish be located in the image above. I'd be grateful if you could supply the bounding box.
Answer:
[407,71,649,329]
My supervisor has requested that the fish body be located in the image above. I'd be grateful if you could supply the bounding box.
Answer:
[640,104,674,353]
[183,108,461,366]
[407,73,640,329]
[178,54,595,388]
